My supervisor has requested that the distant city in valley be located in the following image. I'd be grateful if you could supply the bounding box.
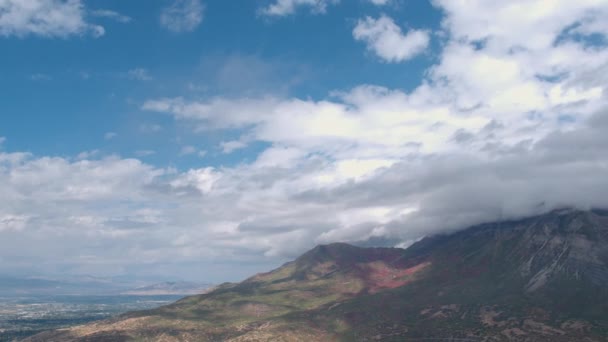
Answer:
[0,279,213,340]
[0,295,184,341]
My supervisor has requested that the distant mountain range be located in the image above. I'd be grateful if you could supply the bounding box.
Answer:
[0,276,212,297]
[25,209,608,341]
[121,282,214,296]
[0,276,125,296]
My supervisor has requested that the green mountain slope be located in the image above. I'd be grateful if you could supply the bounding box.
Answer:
[24,209,608,341]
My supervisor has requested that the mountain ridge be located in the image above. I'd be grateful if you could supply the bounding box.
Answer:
[121,282,214,296]
[24,208,608,341]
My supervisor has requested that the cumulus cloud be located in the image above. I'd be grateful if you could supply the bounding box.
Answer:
[353,15,430,62]
[140,0,608,261]
[3,111,607,278]
[260,0,339,16]
[435,0,608,50]
[0,154,176,275]
[160,0,204,33]
[0,0,104,38]
[3,0,608,281]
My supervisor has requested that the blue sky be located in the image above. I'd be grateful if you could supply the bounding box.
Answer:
[1,0,607,283]
[0,0,440,169]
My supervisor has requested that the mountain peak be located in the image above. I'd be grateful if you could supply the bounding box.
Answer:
[291,242,412,279]
[296,242,363,263]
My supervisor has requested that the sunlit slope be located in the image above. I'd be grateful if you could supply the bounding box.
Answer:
[25,209,608,341]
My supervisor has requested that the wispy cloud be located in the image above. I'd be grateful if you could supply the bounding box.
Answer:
[139,123,162,133]
[76,150,100,160]
[29,73,52,81]
[104,132,117,140]
[127,68,153,81]
[368,0,390,5]
[0,0,104,38]
[0,215,30,232]
[220,140,248,154]
[178,146,207,158]
[179,145,197,156]
[135,150,156,157]
[90,9,132,23]
[260,0,339,16]
[160,0,204,33]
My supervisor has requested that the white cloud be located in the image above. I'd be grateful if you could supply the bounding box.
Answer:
[220,139,249,154]
[170,167,220,194]
[3,0,608,281]
[0,137,5,145]
[253,146,306,168]
[138,0,608,266]
[0,0,104,38]
[90,9,131,23]
[0,154,162,202]
[353,15,430,62]
[143,86,488,157]
[160,0,204,33]
[2,114,608,279]
[434,0,608,51]
[260,0,339,16]
[424,0,608,142]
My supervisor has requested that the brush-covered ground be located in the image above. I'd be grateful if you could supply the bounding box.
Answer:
[24,209,608,341]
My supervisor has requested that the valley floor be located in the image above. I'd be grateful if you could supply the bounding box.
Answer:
[0,295,183,341]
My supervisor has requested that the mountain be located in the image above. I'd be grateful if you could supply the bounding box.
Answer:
[24,209,608,341]
[121,282,214,296]
[0,276,210,297]
[0,277,130,296]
